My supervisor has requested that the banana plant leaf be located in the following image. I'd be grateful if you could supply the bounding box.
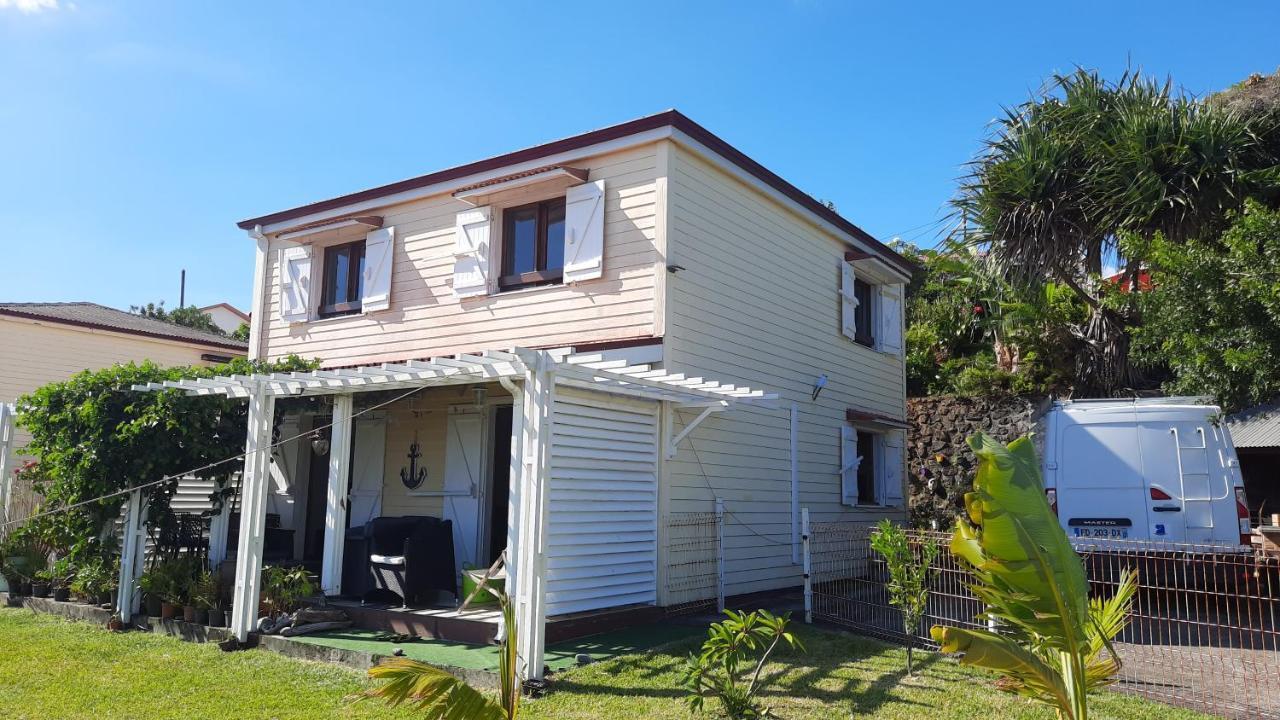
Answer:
[366,657,506,720]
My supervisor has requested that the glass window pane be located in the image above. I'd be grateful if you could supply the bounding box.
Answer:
[353,246,366,302]
[544,201,566,272]
[857,431,876,503]
[333,247,350,303]
[508,207,538,275]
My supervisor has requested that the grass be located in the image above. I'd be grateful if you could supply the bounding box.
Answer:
[0,607,1212,720]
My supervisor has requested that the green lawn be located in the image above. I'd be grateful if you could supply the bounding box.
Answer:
[0,607,1211,720]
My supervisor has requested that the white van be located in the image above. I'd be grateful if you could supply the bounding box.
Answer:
[1041,398,1251,550]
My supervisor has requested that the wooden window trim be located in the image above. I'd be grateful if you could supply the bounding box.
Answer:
[500,197,566,291]
[318,240,365,318]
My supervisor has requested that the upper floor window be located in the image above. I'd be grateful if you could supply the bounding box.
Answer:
[840,258,903,355]
[319,240,366,317]
[853,278,874,347]
[500,198,566,290]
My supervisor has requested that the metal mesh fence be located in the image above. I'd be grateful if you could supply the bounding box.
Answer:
[663,510,721,615]
[807,522,1280,720]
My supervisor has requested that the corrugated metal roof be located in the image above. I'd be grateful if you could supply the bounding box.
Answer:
[0,302,247,352]
[1227,400,1280,448]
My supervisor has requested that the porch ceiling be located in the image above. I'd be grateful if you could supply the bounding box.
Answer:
[130,348,778,408]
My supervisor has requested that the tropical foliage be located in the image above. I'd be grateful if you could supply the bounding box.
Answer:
[132,301,228,336]
[365,591,520,720]
[1128,200,1280,413]
[683,609,804,719]
[869,519,938,675]
[260,565,315,617]
[954,68,1280,397]
[13,356,316,565]
[931,433,1137,720]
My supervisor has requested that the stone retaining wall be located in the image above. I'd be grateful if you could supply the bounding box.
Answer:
[907,395,1051,529]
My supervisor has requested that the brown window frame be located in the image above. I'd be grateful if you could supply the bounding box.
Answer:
[499,198,566,291]
[856,429,877,505]
[853,278,875,347]
[318,239,366,318]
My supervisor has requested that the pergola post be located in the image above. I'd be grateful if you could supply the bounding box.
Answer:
[229,382,276,642]
[320,393,354,596]
[116,488,146,625]
[513,351,555,681]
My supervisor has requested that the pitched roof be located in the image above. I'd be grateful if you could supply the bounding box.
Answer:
[198,302,251,322]
[236,109,914,277]
[0,302,249,353]
[1228,399,1280,448]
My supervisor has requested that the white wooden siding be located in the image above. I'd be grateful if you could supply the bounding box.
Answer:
[255,147,662,366]
[545,388,658,616]
[661,142,908,598]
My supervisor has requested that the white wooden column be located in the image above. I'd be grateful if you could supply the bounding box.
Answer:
[0,403,14,526]
[320,394,354,596]
[230,383,276,642]
[116,488,146,624]
[513,352,555,681]
[502,380,525,601]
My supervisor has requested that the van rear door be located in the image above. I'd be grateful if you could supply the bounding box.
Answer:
[1056,418,1149,542]
[1135,424,1188,544]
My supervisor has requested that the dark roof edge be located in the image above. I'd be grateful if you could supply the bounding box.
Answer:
[0,307,249,353]
[236,110,913,276]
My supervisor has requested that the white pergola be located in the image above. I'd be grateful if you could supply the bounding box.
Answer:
[126,346,775,678]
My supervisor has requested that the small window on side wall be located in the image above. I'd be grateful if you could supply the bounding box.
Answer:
[319,240,366,317]
[500,198,566,290]
[853,278,875,347]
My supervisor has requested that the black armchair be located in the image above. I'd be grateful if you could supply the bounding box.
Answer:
[363,516,458,607]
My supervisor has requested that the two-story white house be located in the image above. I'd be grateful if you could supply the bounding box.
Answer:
[131,110,912,678]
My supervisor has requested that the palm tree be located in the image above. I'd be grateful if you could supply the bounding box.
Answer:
[955,68,1278,395]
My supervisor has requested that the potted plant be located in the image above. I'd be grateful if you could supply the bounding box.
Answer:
[190,569,217,625]
[31,569,52,598]
[206,570,228,628]
[51,558,73,602]
[137,567,164,617]
[261,565,314,623]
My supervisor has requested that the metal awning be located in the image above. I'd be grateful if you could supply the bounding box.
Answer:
[132,347,777,408]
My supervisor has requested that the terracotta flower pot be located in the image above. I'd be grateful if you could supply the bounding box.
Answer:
[182,605,197,623]
[161,602,177,620]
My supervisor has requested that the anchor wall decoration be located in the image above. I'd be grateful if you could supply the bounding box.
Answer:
[400,440,427,489]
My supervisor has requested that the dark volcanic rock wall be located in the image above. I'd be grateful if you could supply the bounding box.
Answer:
[907,395,1051,529]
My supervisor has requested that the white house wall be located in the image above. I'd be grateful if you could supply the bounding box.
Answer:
[254,146,663,367]
[661,142,908,598]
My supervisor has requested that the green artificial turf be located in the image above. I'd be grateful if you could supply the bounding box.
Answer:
[0,606,1214,720]
[285,620,701,671]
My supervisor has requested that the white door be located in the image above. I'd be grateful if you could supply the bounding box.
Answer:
[348,414,387,529]
[443,410,486,574]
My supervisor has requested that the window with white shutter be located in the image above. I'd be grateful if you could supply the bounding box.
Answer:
[878,430,905,507]
[840,425,859,506]
[877,283,903,355]
[278,245,312,323]
[361,226,395,313]
[454,206,492,298]
[563,180,605,283]
[840,261,858,341]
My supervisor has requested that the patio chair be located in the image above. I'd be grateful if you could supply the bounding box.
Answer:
[362,516,458,607]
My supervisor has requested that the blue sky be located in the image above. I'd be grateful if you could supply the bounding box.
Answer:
[2,1,1277,312]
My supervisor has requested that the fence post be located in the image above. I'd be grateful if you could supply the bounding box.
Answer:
[802,508,812,624]
[715,498,725,612]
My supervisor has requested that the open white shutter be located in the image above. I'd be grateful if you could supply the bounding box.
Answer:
[563,180,605,283]
[878,283,903,355]
[278,245,312,323]
[879,430,905,507]
[453,207,492,298]
[840,425,859,506]
[361,226,395,313]
[840,261,858,341]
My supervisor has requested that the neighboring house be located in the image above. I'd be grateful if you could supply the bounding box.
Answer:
[1227,401,1280,521]
[0,302,248,533]
[131,110,912,677]
[200,302,250,335]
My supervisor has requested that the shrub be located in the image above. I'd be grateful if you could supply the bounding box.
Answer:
[869,519,938,675]
[261,566,314,617]
[683,609,804,719]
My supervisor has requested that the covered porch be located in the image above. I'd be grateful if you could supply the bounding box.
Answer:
[126,347,774,679]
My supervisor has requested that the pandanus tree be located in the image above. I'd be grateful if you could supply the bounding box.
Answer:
[931,433,1136,720]
[955,68,1279,396]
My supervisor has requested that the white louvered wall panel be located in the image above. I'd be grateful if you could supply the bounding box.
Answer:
[545,388,659,616]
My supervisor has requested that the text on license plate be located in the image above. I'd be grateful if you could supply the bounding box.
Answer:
[1072,527,1129,539]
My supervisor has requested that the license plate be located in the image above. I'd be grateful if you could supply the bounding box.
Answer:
[1072,527,1129,539]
